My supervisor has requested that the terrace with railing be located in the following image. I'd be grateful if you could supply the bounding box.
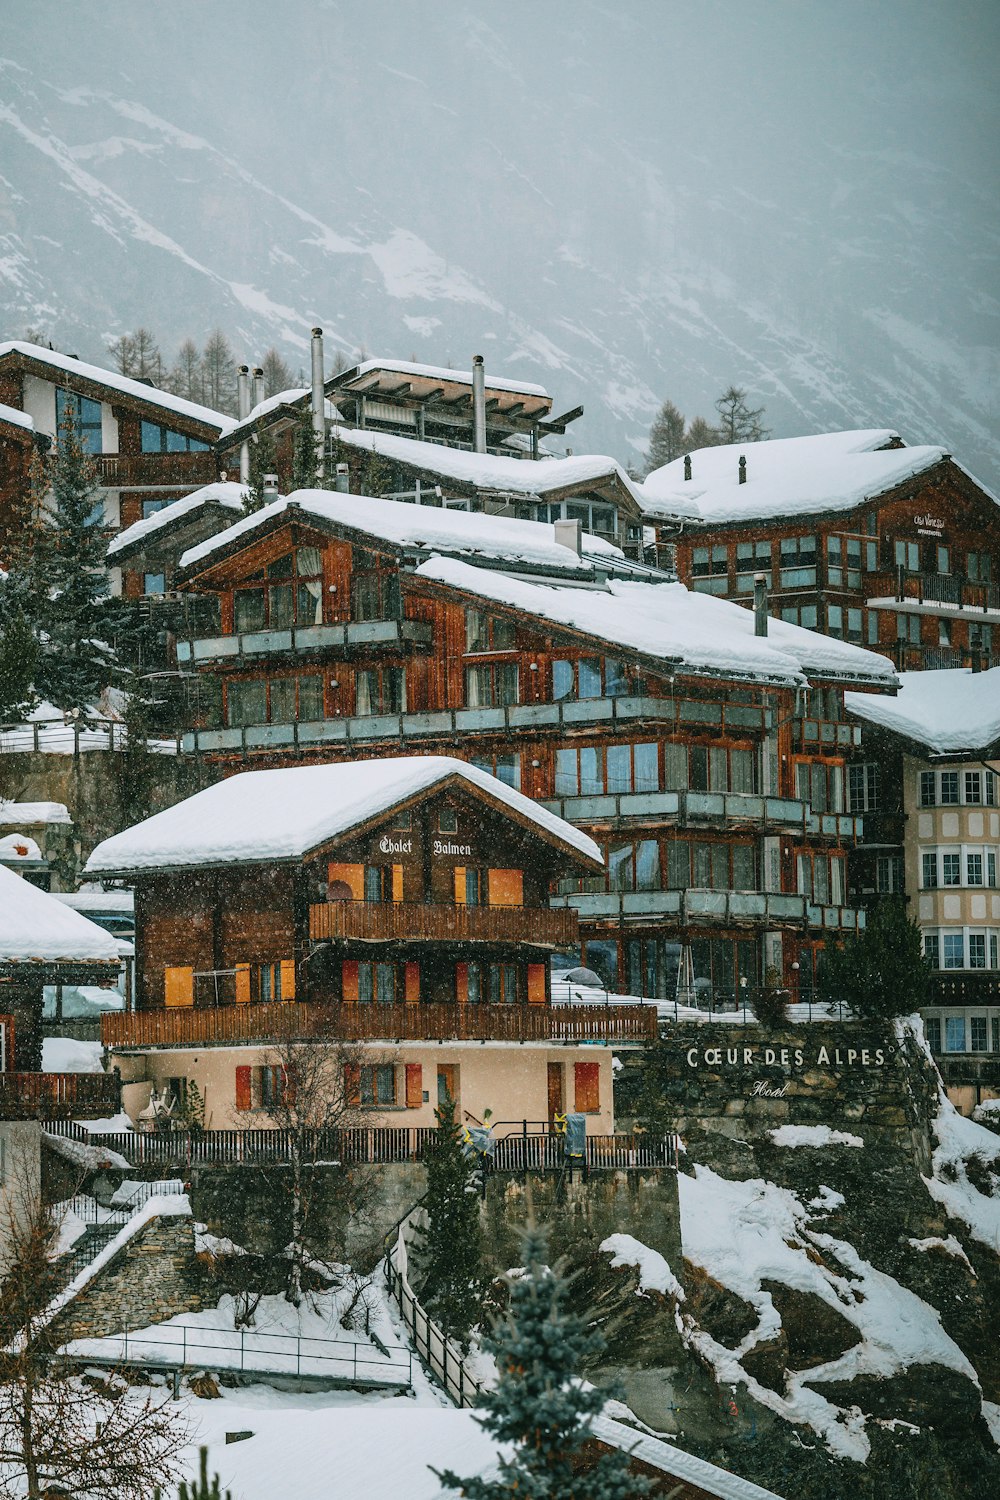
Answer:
[101,999,656,1051]
[96,452,216,489]
[0,1071,121,1120]
[308,899,577,949]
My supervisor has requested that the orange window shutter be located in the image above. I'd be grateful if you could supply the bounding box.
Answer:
[488,869,523,908]
[405,962,420,1004]
[328,862,365,900]
[234,964,252,1005]
[574,1061,600,1114]
[164,966,194,1008]
[527,964,546,1005]
[405,1063,423,1108]
[235,1066,252,1112]
[392,864,404,903]
[280,959,296,1000]
[454,867,466,905]
[344,1063,361,1106]
[455,962,469,1003]
[342,960,359,1004]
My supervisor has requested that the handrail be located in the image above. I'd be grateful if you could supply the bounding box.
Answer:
[0,1072,121,1121]
[383,1208,483,1409]
[309,899,578,948]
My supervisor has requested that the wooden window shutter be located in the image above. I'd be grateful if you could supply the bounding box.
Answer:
[405,1063,423,1108]
[404,962,420,1004]
[234,964,252,1005]
[527,963,546,1005]
[454,866,466,905]
[328,862,365,900]
[342,960,359,1004]
[164,966,194,1008]
[488,869,523,908]
[574,1061,600,1114]
[280,959,296,1000]
[344,1063,361,1106]
[235,1065,252,1112]
[455,962,468,1003]
[392,864,404,903]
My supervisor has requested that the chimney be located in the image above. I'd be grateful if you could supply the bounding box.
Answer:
[252,366,265,408]
[472,354,486,455]
[263,473,280,501]
[311,328,326,484]
[237,365,251,485]
[335,462,349,493]
[753,572,768,636]
[554,518,582,557]
[971,648,983,674]
[683,455,692,481]
[738,455,747,484]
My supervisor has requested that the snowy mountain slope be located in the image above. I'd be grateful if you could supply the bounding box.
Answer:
[0,0,997,485]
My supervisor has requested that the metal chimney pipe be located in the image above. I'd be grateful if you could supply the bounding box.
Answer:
[335,463,349,493]
[683,455,692,481]
[252,366,265,408]
[237,366,251,486]
[262,473,280,501]
[753,573,768,636]
[311,328,326,483]
[472,354,486,454]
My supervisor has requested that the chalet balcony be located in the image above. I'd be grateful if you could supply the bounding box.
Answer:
[930,973,1000,1006]
[550,888,808,928]
[309,899,578,950]
[176,618,433,667]
[97,452,217,490]
[0,1071,122,1121]
[794,720,861,751]
[541,789,813,835]
[866,569,1000,618]
[180,694,768,757]
[101,1000,656,1051]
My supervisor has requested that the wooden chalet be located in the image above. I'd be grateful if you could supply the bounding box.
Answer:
[646,430,1000,672]
[158,487,897,1005]
[87,757,644,1132]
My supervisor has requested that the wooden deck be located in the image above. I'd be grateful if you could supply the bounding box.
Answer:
[102,1000,656,1050]
[0,1072,122,1121]
[308,900,578,949]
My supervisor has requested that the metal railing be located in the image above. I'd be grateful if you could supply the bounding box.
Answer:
[0,716,183,756]
[383,1210,482,1408]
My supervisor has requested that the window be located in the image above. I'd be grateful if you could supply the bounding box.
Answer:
[827,604,843,637]
[361,1064,397,1106]
[143,572,166,596]
[488,963,519,1005]
[356,961,398,1006]
[942,853,961,887]
[967,853,984,886]
[551,658,632,702]
[925,1016,941,1053]
[986,773,997,806]
[896,612,921,644]
[227,679,267,726]
[352,567,400,622]
[796,762,845,814]
[55,387,102,453]
[989,853,998,888]
[259,960,295,1003]
[876,855,904,894]
[778,535,817,588]
[944,1015,966,1051]
[140,420,209,453]
[894,540,919,572]
[607,840,659,892]
[356,667,406,715]
[849,763,880,813]
[940,772,959,806]
[938,619,951,648]
[574,1061,601,1114]
[780,604,819,629]
[937,545,950,575]
[233,549,323,632]
[735,541,772,591]
[439,806,458,833]
[142,498,169,519]
[464,662,518,708]
[464,609,516,653]
[226,675,322,727]
[923,935,940,967]
[259,1065,286,1110]
[691,546,730,593]
[965,771,982,805]
[919,771,936,807]
[555,742,659,798]
[942,933,965,969]
[968,551,992,584]
[969,935,987,969]
[796,852,846,905]
[471,753,521,790]
[922,852,938,889]
[970,1015,988,1050]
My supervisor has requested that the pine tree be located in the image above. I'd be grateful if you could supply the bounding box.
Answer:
[713,385,769,444]
[110,690,157,826]
[244,426,278,513]
[644,400,686,474]
[0,595,37,721]
[436,1223,648,1499]
[417,1093,485,1347]
[261,347,294,398]
[817,898,931,1020]
[292,406,322,491]
[683,415,719,452]
[361,447,392,497]
[32,405,116,711]
[168,1447,232,1500]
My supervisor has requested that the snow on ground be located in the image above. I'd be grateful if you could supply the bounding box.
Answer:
[973,1098,1000,1124]
[924,1098,1000,1252]
[677,1165,978,1461]
[73,1112,135,1135]
[41,1036,104,1073]
[0,798,71,825]
[552,976,845,1024]
[43,982,125,1019]
[769,1125,864,1149]
[601,1233,685,1300]
[0,701,177,755]
[906,1235,974,1271]
[43,1129,131,1171]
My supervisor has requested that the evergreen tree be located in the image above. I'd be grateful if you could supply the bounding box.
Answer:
[361,447,392,497]
[0,596,37,721]
[244,426,278,513]
[436,1223,648,1499]
[683,416,719,452]
[417,1093,485,1347]
[292,406,323,491]
[261,347,294,398]
[110,690,158,826]
[201,329,237,414]
[167,1447,232,1500]
[32,405,116,711]
[644,400,686,474]
[713,385,769,444]
[817,898,931,1020]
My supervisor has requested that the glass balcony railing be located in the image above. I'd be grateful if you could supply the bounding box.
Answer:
[177,618,432,665]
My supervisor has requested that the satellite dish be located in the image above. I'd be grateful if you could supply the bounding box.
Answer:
[561,967,605,987]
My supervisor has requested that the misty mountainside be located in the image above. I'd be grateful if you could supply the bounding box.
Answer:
[1,0,997,483]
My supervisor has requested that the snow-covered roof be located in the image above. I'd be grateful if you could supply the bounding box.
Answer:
[591,1415,784,1500]
[340,358,550,399]
[107,481,248,559]
[415,558,898,688]
[179,488,616,577]
[85,756,602,876]
[845,667,1000,754]
[217,388,343,443]
[641,429,963,525]
[0,341,228,431]
[0,865,120,965]
[54,885,135,914]
[0,800,71,826]
[0,401,34,432]
[325,425,675,517]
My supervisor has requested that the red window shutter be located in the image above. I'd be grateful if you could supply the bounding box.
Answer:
[405,1063,423,1109]
[235,1066,252,1112]
[527,964,546,1005]
[342,960,359,1004]
[344,1063,361,1106]
[404,962,420,1004]
[574,1061,600,1114]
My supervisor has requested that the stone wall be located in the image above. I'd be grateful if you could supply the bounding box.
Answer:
[47,1207,203,1344]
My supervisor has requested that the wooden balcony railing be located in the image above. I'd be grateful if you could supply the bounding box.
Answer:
[0,1072,122,1121]
[102,1000,656,1050]
[97,452,217,489]
[309,900,578,949]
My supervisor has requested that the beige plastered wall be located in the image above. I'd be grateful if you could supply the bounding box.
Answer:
[906,755,1000,934]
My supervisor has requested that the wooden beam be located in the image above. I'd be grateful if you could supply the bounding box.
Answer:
[539,404,584,433]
